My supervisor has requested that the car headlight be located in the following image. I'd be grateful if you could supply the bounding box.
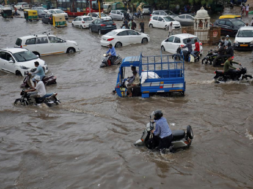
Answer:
[20,66,29,69]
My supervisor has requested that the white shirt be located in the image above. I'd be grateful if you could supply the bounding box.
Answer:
[35,81,46,97]
[246,5,249,11]
[251,20,253,26]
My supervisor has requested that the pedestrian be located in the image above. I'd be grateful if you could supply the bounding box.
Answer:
[241,4,245,16]
[139,19,144,33]
[168,22,173,37]
[225,35,232,46]
[251,18,253,26]
[132,19,136,30]
[128,19,132,30]
[123,19,129,29]
[14,5,17,15]
[246,4,249,16]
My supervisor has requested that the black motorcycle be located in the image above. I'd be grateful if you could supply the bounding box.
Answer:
[100,54,122,68]
[14,90,60,107]
[173,47,199,62]
[202,49,217,65]
[214,66,252,83]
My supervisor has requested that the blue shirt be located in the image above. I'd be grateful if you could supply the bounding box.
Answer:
[153,117,172,138]
[33,65,45,79]
[106,47,116,56]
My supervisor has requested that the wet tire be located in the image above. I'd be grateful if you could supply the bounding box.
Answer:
[72,23,74,27]
[142,38,148,44]
[187,125,193,139]
[67,48,75,54]
[217,76,225,82]
[149,24,153,28]
[115,42,122,48]
[14,98,28,106]
[161,46,166,52]
[89,27,92,32]
[98,30,101,35]
[202,58,208,64]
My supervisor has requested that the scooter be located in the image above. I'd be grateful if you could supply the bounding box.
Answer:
[174,47,200,62]
[202,49,218,65]
[100,54,122,68]
[214,65,252,83]
[20,69,57,88]
[14,90,60,107]
[134,112,194,152]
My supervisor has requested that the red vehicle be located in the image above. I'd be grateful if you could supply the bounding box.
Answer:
[58,0,103,17]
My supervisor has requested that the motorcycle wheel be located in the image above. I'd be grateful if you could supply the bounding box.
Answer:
[202,58,208,64]
[217,76,225,82]
[187,125,193,139]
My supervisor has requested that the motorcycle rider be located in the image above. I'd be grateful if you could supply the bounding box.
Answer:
[32,61,45,87]
[192,39,200,57]
[226,42,234,58]
[223,56,241,77]
[106,44,117,66]
[181,39,192,60]
[151,110,173,154]
[213,42,226,66]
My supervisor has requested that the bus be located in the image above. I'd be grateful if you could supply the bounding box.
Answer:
[57,0,103,17]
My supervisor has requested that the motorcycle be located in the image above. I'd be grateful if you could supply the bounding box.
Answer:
[174,47,200,62]
[20,69,57,88]
[14,90,60,107]
[214,65,252,83]
[100,54,122,68]
[134,113,194,152]
[202,49,218,65]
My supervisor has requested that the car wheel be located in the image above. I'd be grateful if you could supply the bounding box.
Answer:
[161,46,166,52]
[15,70,22,76]
[82,25,85,29]
[142,38,148,44]
[67,48,76,54]
[164,25,167,30]
[149,24,153,28]
[72,23,74,27]
[98,30,101,35]
[90,27,92,32]
[115,42,122,48]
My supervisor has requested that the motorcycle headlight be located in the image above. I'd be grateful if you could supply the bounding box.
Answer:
[20,66,29,69]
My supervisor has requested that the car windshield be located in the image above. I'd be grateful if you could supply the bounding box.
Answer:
[164,16,174,21]
[237,30,253,37]
[13,51,37,62]
[56,10,64,13]
[165,10,175,15]
[232,20,245,27]
[183,37,199,44]
[106,31,117,36]
[102,20,113,24]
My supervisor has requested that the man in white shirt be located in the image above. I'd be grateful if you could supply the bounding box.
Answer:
[127,70,140,97]
[25,75,47,103]
[246,4,249,16]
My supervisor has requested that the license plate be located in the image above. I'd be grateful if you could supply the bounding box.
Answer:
[107,25,112,27]
[240,44,248,47]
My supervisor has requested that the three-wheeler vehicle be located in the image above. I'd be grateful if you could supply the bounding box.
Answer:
[115,53,185,98]
[24,9,39,21]
[1,7,13,19]
[52,14,67,27]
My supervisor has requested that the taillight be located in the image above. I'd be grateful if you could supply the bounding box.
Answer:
[214,71,216,73]
[200,42,202,46]
[112,23,116,25]
[101,24,106,27]
[107,38,114,41]
[82,21,85,23]
[20,45,22,48]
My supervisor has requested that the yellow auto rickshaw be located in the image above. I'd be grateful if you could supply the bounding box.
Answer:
[24,9,39,21]
[219,14,241,19]
[52,14,67,27]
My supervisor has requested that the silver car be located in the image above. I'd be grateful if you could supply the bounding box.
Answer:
[109,10,124,20]
[172,14,194,26]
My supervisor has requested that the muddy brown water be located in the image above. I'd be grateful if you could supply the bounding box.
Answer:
[0,7,253,189]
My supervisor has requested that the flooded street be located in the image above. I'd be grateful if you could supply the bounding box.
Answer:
[0,7,253,189]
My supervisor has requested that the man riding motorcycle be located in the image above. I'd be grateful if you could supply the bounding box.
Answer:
[213,42,226,66]
[32,61,45,87]
[223,56,241,77]
[151,110,173,154]
[106,44,117,66]
[181,39,192,59]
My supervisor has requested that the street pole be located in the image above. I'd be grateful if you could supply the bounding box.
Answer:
[89,0,91,16]
[98,0,101,18]
[4,0,7,5]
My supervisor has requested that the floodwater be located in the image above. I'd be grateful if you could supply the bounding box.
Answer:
[0,7,253,189]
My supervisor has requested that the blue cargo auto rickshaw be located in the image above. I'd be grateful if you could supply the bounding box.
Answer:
[115,53,185,98]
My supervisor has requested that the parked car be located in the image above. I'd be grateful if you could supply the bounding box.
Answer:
[72,16,93,29]
[89,19,117,35]
[0,48,48,76]
[0,5,4,13]
[14,2,29,10]
[213,18,245,37]
[14,34,79,57]
[142,5,152,15]
[41,13,53,24]
[161,33,203,55]
[103,4,112,14]
[87,12,111,20]
[149,15,181,29]
[150,10,177,17]
[32,7,46,18]
[100,29,150,48]
[46,9,68,20]
[172,14,194,26]
[109,10,133,20]
[234,26,253,50]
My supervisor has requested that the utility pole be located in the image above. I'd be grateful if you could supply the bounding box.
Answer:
[97,0,102,18]
[4,0,7,5]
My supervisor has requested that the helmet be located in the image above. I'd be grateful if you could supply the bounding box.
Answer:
[154,110,163,120]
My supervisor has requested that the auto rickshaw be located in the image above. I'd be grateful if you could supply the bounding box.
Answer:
[219,14,241,19]
[52,14,67,27]
[1,7,13,19]
[24,9,39,21]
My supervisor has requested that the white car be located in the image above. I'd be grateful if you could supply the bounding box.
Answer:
[15,34,80,57]
[87,12,112,20]
[149,15,181,29]
[14,2,29,10]
[47,9,68,20]
[0,48,48,76]
[161,34,203,55]
[234,26,253,50]
[100,29,150,48]
[72,16,93,29]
